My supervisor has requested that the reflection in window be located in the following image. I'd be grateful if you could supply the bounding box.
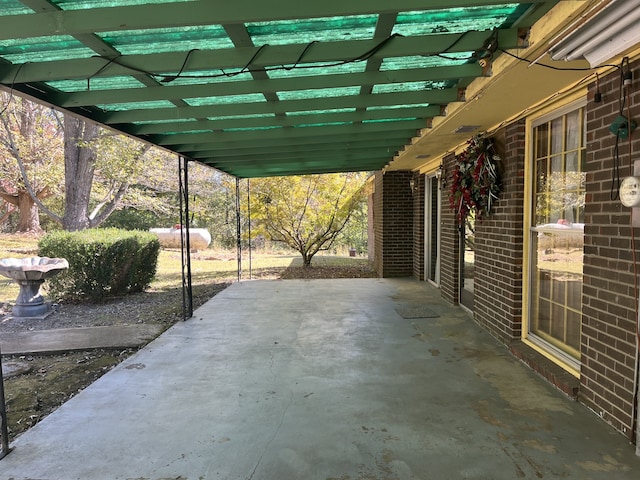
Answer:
[530,106,585,360]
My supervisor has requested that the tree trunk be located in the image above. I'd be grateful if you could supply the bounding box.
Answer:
[302,252,313,267]
[63,117,99,231]
[16,190,43,233]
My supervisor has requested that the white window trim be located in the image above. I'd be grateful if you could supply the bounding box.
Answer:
[425,173,441,287]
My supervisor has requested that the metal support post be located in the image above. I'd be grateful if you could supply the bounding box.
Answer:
[178,156,193,320]
[0,345,11,459]
[247,178,252,279]
[635,302,640,456]
[236,177,242,281]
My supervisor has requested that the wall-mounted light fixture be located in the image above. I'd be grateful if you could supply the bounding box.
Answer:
[435,164,443,181]
[437,163,446,190]
[409,178,416,194]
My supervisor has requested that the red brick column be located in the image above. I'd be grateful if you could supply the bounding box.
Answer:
[473,123,525,343]
[372,170,414,277]
[412,173,425,280]
[440,152,461,305]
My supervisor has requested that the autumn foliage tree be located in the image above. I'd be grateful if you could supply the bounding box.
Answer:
[0,96,157,233]
[251,173,367,267]
[0,93,64,232]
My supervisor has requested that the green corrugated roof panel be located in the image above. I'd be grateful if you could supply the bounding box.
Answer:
[49,77,148,92]
[292,122,353,129]
[167,71,255,85]
[97,100,176,111]
[0,36,95,63]
[133,118,195,125]
[362,118,418,124]
[185,94,267,106]
[246,15,377,45]
[223,125,282,132]
[99,26,234,55]
[373,80,454,94]
[163,129,212,135]
[207,113,275,121]
[380,53,475,71]
[367,103,431,111]
[373,81,435,94]
[287,108,356,116]
[267,62,365,79]
[278,87,360,101]
[0,1,560,178]
[393,4,523,35]
[0,0,32,15]
[51,0,189,8]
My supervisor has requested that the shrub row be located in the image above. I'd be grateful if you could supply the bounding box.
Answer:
[38,228,160,302]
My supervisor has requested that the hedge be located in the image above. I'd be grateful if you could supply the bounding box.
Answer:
[38,228,160,302]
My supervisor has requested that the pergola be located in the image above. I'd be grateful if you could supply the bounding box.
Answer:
[0,1,564,179]
[2,0,592,458]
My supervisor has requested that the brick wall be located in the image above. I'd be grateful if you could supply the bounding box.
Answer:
[412,173,425,280]
[372,170,414,277]
[581,59,640,440]
[368,62,640,441]
[372,172,384,275]
[367,189,375,261]
[474,123,525,343]
[440,152,461,305]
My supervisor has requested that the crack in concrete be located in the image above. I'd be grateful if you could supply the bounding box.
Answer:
[245,390,293,480]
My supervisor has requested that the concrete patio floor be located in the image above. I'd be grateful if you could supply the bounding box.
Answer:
[1,278,639,479]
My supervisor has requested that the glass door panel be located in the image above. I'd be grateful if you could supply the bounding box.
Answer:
[460,214,474,310]
[529,104,585,362]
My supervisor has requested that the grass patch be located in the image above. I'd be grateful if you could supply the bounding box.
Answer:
[1,234,374,305]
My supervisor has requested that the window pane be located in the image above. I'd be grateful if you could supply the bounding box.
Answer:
[552,275,566,304]
[537,299,551,334]
[535,123,548,158]
[535,194,549,226]
[576,190,585,223]
[566,309,581,351]
[566,150,578,174]
[538,269,551,299]
[566,110,580,150]
[551,302,565,340]
[536,159,547,192]
[566,276,582,310]
[530,105,585,360]
[550,154,563,175]
[550,117,563,154]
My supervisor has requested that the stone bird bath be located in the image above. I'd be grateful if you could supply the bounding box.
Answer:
[0,257,69,318]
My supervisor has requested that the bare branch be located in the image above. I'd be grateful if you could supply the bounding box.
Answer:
[0,113,63,225]
[0,191,18,206]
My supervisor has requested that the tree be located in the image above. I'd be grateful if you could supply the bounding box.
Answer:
[1,91,173,233]
[188,170,238,248]
[60,117,154,231]
[251,173,368,267]
[28,116,155,232]
[335,191,368,254]
[0,93,64,233]
[2,111,153,232]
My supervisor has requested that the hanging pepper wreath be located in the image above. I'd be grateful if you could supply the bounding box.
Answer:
[449,135,501,225]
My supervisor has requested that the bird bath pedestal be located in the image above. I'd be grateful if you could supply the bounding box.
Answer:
[0,257,69,318]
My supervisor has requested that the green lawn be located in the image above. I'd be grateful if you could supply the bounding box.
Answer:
[0,234,372,304]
